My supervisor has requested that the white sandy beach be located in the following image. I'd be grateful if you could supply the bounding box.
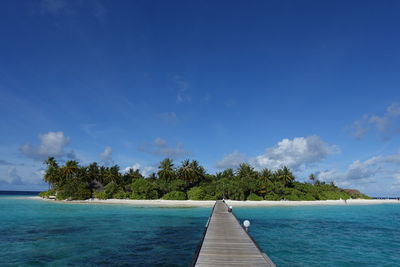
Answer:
[29,196,400,207]
[225,199,400,206]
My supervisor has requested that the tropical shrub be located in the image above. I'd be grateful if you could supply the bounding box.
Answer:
[187,186,206,200]
[317,191,350,200]
[104,181,119,199]
[38,189,56,198]
[264,193,282,200]
[39,191,49,198]
[56,190,68,200]
[200,184,219,200]
[247,193,263,201]
[93,191,107,199]
[343,189,371,199]
[157,179,186,195]
[131,179,158,199]
[61,180,92,200]
[162,191,187,200]
[358,194,372,199]
[114,191,128,199]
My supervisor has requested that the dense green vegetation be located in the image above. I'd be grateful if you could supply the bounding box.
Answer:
[39,157,370,201]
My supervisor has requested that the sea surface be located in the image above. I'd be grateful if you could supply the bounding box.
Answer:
[234,204,400,266]
[0,192,399,266]
[0,192,208,266]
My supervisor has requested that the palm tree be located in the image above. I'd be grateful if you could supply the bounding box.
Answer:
[107,165,121,184]
[188,160,205,185]
[309,173,316,183]
[45,157,58,169]
[88,162,100,181]
[98,166,107,185]
[178,160,194,183]
[158,158,175,181]
[222,168,235,179]
[123,168,143,186]
[215,172,224,180]
[237,163,257,179]
[276,166,294,186]
[44,157,60,188]
[258,168,273,197]
[259,168,273,183]
[63,160,79,179]
[235,163,258,197]
[127,168,143,180]
[76,165,89,183]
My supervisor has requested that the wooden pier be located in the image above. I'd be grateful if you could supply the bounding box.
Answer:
[192,200,275,267]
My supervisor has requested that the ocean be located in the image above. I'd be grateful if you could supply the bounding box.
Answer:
[234,205,400,266]
[0,192,399,266]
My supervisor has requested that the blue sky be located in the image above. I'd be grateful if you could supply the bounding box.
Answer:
[1,0,400,196]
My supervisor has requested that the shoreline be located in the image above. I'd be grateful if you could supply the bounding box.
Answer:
[28,196,400,207]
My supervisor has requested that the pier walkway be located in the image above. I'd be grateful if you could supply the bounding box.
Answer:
[192,200,275,267]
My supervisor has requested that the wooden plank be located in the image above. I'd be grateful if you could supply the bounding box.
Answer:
[194,200,275,267]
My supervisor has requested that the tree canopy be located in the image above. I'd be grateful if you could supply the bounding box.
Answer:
[39,157,370,201]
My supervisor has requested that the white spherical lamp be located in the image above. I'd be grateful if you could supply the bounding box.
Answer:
[243,220,250,228]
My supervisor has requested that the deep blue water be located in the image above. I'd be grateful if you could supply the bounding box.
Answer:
[0,192,399,266]
[0,190,40,196]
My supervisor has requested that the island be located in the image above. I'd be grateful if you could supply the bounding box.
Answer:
[39,157,370,201]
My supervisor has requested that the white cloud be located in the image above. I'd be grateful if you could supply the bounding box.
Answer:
[20,131,73,161]
[0,166,47,189]
[99,146,114,166]
[364,153,400,165]
[215,136,338,171]
[100,146,112,161]
[351,103,400,140]
[124,163,141,173]
[316,163,376,188]
[316,151,400,189]
[252,136,338,171]
[30,169,47,185]
[0,167,23,185]
[215,150,248,169]
[123,163,156,177]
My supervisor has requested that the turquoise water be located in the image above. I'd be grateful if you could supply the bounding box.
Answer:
[235,205,400,266]
[1,194,399,266]
[0,194,209,266]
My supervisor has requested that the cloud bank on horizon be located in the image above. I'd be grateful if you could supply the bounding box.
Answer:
[0,0,400,196]
[1,104,400,196]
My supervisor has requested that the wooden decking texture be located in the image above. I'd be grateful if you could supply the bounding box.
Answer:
[194,200,275,267]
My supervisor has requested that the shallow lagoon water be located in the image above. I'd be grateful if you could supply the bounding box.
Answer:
[0,194,208,266]
[1,193,399,266]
